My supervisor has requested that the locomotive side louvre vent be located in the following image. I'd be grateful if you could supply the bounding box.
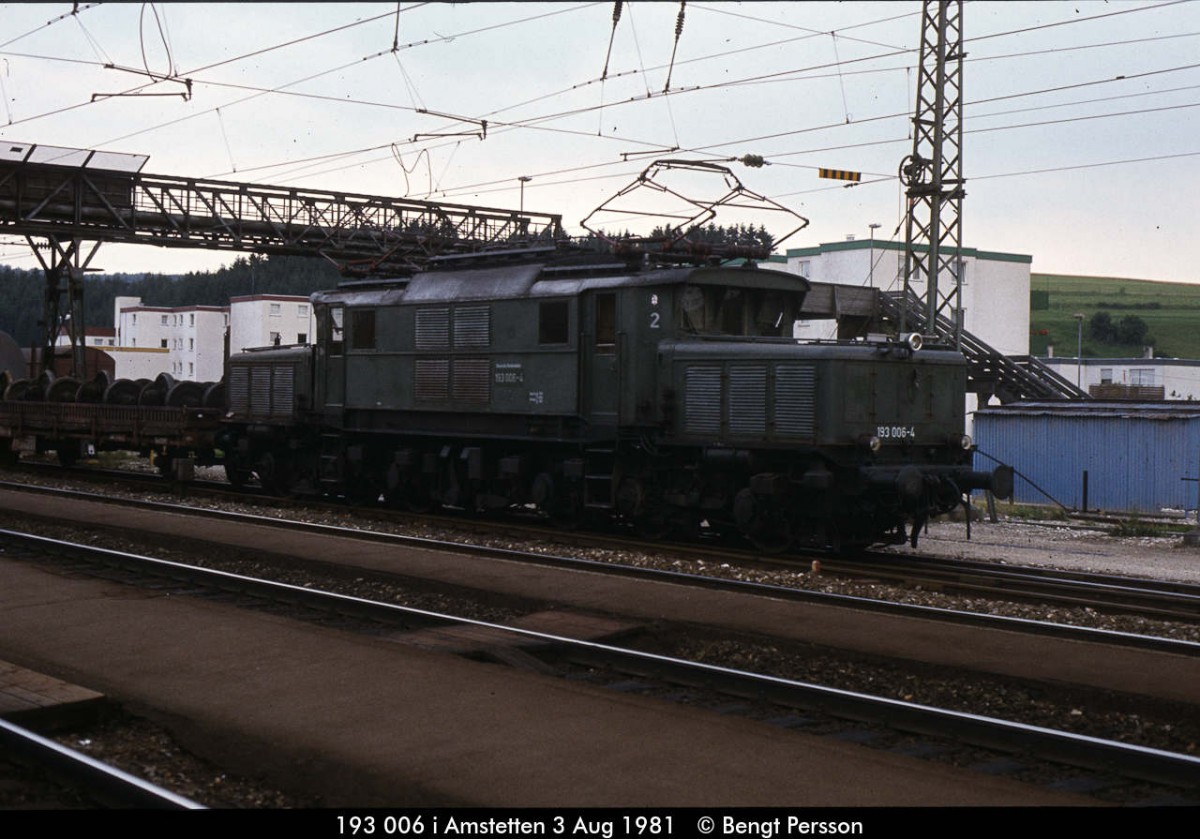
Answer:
[684,366,722,435]
[415,358,450,401]
[415,308,451,350]
[271,366,295,418]
[452,358,491,403]
[229,366,250,414]
[775,364,816,438]
[728,365,767,435]
[250,367,272,416]
[453,305,491,349]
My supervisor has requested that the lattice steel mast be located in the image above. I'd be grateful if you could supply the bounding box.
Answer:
[900,0,965,348]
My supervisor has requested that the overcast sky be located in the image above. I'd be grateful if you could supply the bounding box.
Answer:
[0,1,1197,282]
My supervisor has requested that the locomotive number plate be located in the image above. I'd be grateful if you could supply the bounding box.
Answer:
[877,425,916,441]
[494,362,524,385]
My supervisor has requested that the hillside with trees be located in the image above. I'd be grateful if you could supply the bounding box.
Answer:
[0,255,341,347]
[1029,273,1200,360]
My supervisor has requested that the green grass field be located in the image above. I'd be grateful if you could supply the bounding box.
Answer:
[1029,273,1200,360]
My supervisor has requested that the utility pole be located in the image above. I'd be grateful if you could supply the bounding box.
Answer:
[900,0,965,349]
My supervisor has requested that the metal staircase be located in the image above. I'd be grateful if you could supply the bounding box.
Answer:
[879,289,1088,403]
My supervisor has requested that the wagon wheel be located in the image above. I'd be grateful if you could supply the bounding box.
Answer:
[224,463,254,489]
[155,453,174,477]
[56,442,81,468]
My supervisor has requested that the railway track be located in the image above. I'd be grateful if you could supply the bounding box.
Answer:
[1,525,1197,800]
[3,467,1200,632]
[823,552,1200,623]
[0,717,203,809]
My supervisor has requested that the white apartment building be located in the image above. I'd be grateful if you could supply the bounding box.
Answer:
[770,238,1032,357]
[1040,354,1200,401]
[113,296,227,382]
[228,295,315,353]
[110,295,313,382]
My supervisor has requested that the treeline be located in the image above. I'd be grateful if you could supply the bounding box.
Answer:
[580,223,775,252]
[651,223,775,251]
[1088,311,1152,347]
[1094,301,1164,310]
[0,255,340,347]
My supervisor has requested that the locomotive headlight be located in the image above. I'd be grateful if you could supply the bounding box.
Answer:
[861,434,882,452]
[958,434,972,450]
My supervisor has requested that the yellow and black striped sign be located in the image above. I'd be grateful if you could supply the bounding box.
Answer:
[818,168,861,182]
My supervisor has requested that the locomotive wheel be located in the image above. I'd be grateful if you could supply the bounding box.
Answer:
[634,513,671,540]
[632,495,672,540]
[406,479,435,512]
[346,475,383,505]
[751,524,793,555]
[387,477,433,513]
[256,452,295,496]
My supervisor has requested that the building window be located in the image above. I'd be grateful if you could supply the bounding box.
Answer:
[298,304,309,318]
[189,313,195,327]
[1131,368,1156,386]
[161,339,169,349]
[297,333,307,344]
[269,331,281,346]
[188,363,194,377]
[1100,368,1113,384]
[189,338,194,351]
[132,314,137,325]
[161,315,168,325]
[796,260,811,277]
[270,303,281,316]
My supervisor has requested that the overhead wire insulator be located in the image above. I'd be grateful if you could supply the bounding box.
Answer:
[663,1,686,93]
[600,1,623,81]
[740,154,765,168]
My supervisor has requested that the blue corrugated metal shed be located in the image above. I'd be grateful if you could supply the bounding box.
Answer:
[974,401,1200,514]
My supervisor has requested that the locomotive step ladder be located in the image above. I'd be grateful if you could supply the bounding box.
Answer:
[318,433,343,488]
[582,445,616,509]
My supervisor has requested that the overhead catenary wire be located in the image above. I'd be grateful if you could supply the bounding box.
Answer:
[4,1,1187,175]
[0,1,1195,236]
